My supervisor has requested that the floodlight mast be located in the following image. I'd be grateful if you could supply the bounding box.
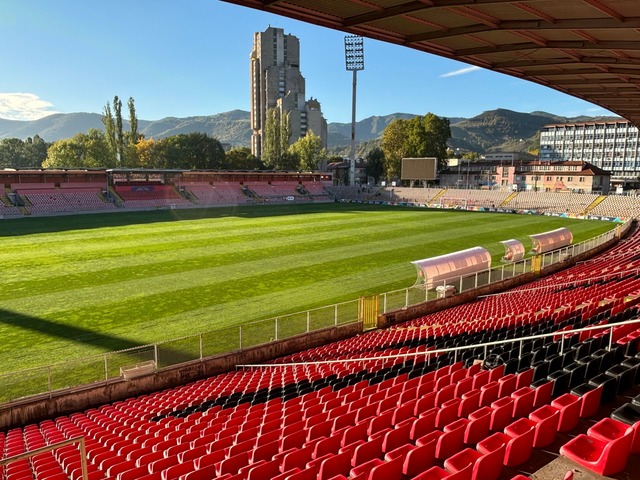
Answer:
[344,35,364,187]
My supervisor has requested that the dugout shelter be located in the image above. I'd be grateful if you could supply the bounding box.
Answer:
[500,239,525,263]
[529,227,573,254]
[412,246,492,289]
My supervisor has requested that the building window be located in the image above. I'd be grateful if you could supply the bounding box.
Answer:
[579,177,585,182]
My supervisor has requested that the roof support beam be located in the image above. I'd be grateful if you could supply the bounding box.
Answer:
[457,40,640,56]
[495,56,640,68]
[343,0,527,27]
[406,17,640,44]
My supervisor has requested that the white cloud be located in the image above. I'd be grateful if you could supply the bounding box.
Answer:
[439,66,482,78]
[0,93,58,121]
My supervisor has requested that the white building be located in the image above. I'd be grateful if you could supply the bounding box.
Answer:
[540,120,640,178]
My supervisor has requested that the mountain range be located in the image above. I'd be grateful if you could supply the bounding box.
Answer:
[0,109,621,155]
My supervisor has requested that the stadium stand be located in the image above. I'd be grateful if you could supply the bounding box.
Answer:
[3,223,640,479]
[245,182,303,202]
[116,184,192,209]
[182,183,253,206]
[589,195,640,220]
[387,188,443,204]
[500,191,598,215]
[301,182,332,202]
[0,196,22,216]
[12,182,116,215]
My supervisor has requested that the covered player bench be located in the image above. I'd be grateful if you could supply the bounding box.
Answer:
[529,227,573,254]
[412,246,492,289]
[500,239,525,262]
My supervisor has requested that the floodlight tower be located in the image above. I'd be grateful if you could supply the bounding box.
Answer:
[344,35,364,187]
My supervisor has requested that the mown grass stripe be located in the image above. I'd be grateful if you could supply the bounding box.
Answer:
[0,204,614,374]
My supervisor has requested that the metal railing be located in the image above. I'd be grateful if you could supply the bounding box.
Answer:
[0,436,88,480]
[239,317,640,369]
[0,299,360,404]
[0,220,629,404]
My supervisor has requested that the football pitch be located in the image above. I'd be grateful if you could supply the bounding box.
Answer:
[0,203,615,374]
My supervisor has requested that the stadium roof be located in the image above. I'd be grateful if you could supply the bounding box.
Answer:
[224,0,640,126]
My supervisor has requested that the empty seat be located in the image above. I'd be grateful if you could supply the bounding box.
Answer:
[551,393,581,432]
[570,383,602,418]
[589,373,618,404]
[528,405,559,448]
[560,421,634,476]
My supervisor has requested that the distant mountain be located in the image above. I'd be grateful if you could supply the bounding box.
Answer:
[0,113,106,143]
[0,108,622,155]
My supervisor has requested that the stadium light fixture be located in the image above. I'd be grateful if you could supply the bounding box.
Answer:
[344,35,364,187]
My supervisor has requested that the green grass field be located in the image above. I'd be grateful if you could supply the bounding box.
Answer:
[0,203,615,376]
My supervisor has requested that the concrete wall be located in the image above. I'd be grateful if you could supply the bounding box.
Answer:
[0,322,361,430]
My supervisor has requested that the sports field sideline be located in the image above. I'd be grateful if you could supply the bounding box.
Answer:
[0,203,615,374]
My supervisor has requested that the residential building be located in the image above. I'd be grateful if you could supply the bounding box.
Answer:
[539,120,639,178]
[439,160,609,194]
[515,161,610,194]
[439,162,516,190]
[250,26,327,159]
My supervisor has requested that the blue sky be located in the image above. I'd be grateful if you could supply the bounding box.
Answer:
[0,0,615,123]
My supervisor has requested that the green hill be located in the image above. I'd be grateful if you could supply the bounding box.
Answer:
[0,108,621,155]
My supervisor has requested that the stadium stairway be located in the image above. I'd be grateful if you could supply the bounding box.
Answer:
[499,191,518,208]
[581,195,607,216]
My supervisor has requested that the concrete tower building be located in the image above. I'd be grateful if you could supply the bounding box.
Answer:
[250,26,327,159]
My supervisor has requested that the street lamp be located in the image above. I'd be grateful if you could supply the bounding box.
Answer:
[344,35,364,187]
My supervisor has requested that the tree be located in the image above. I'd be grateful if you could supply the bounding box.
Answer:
[380,118,408,180]
[380,113,451,180]
[134,138,162,169]
[289,131,325,171]
[102,95,140,167]
[226,147,265,170]
[158,132,226,169]
[24,135,49,167]
[102,101,117,164]
[422,113,451,169]
[262,107,292,169]
[114,95,125,165]
[365,147,385,184]
[43,129,111,168]
[462,151,482,162]
[128,97,139,145]
[0,136,49,168]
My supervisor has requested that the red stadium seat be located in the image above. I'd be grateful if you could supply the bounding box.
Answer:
[560,424,634,476]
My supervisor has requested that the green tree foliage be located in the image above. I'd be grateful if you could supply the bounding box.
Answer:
[102,95,141,167]
[380,118,408,180]
[114,96,125,165]
[0,136,49,168]
[380,113,451,180]
[102,101,117,164]
[226,147,265,170]
[365,147,385,184]
[128,97,139,144]
[289,131,326,171]
[262,107,292,169]
[158,132,226,169]
[43,129,111,168]
[462,151,482,162]
[423,113,451,169]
